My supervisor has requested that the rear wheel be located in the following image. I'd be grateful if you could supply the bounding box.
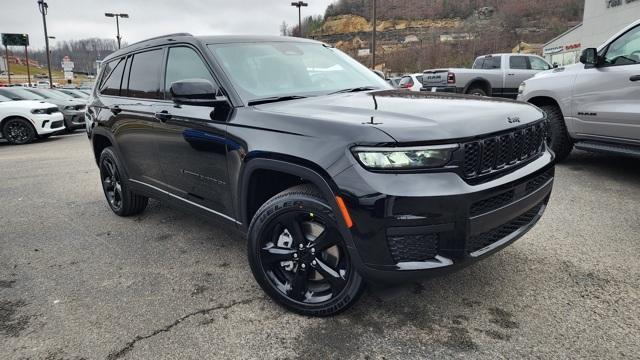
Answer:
[539,104,573,162]
[467,87,487,96]
[99,147,148,216]
[2,117,36,145]
[248,185,364,316]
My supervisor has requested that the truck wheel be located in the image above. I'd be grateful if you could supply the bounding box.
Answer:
[247,184,365,317]
[539,104,573,162]
[2,117,36,145]
[467,87,487,96]
[99,147,148,216]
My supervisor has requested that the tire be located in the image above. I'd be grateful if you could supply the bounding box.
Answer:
[247,184,365,317]
[99,147,148,216]
[466,87,487,96]
[539,104,573,162]
[2,117,36,145]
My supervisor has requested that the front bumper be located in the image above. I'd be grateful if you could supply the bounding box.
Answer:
[33,113,65,135]
[62,111,86,130]
[334,150,554,283]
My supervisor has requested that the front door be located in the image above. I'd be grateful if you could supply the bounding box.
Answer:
[571,24,640,142]
[154,46,234,220]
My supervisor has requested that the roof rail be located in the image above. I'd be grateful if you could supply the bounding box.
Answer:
[126,32,193,47]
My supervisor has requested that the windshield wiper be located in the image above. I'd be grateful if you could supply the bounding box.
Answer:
[248,95,307,106]
[329,86,378,95]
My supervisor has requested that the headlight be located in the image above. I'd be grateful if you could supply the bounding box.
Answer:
[352,145,458,170]
[518,82,526,95]
[31,108,47,114]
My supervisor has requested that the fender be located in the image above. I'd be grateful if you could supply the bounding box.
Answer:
[0,114,37,129]
[89,126,131,179]
[463,77,493,96]
[237,156,367,272]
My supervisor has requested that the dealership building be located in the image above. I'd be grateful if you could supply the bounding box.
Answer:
[543,0,640,66]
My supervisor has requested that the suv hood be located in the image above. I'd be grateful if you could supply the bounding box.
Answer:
[40,98,85,108]
[0,100,57,110]
[255,90,544,142]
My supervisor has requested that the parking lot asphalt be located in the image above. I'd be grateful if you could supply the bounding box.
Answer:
[1,133,639,359]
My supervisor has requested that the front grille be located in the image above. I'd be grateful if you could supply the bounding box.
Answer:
[470,190,515,217]
[51,120,64,129]
[467,202,543,253]
[388,233,439,263]
[463,121,546,181]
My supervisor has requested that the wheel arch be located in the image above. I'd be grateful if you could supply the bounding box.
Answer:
[0,115,37,132]
[527,96,563,115]
[464,77,492,96]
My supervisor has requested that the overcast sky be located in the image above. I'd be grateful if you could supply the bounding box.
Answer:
[1,0,334,49]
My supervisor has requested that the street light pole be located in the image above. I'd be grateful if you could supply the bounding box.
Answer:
[290,2,308,38]
[105,13,129,49]
[37,0,53,88]
[371,0,377,69]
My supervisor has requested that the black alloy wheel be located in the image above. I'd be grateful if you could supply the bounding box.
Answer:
[100,157,123,212]
[248,185,364,316]
[3,118,36,145]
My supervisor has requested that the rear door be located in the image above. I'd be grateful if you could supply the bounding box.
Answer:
[111,48,166,188]
[571,24,640,142]
[154,45,234,220]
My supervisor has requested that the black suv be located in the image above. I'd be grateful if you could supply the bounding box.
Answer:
[87,34,555,316]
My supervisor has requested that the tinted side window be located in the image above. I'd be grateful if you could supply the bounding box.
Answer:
[472,58,483,69]
[165,47,216,98]
[509,56,529,70]
[482,56,501,69]
[127,49,164,99]
[99,58,125,96]
[604,25,640,66]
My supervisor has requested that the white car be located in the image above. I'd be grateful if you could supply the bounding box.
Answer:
[397,73,424,92]
[0,94,65,144]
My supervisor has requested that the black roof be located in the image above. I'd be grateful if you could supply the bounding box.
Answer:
[102,33,322,63]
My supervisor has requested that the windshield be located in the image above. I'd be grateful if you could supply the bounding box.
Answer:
[0,94,11,102]
[208,42,390,103]
[0,88,45,100]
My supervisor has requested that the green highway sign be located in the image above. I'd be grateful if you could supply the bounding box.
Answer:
[2,33,30,47]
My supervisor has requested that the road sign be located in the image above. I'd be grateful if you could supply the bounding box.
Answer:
[64,71,74,80]
[1,33,29,47]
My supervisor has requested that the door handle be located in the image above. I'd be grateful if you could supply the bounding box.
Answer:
[154,110,172,122]
[110,106,122,115]
[630,75,640,82]
[507,73,515,76]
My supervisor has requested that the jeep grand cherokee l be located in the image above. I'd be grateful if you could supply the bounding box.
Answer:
[87,34,555,316]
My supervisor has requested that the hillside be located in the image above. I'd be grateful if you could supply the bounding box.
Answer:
[306,0,584,73]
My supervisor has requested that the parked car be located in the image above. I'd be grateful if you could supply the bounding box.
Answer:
[88,34,554,316]
[36,81,50,88]
[397,73,423,91]
[387,77,402,88]
[422,53,553,98]
[23,88,87,132]
[518,19,640,162]
[0,93,64,144]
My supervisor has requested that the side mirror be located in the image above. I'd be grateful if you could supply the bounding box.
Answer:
[553,63,559,69]
[170,79,219,106]
[580,48,598,67]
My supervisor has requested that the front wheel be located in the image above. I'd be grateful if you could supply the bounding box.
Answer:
[466,87,487,96]
[2,117,36,145]
[247,185,365,316]
[539,104,573,162]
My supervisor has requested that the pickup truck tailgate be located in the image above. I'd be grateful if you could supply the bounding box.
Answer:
[422,70,449,87]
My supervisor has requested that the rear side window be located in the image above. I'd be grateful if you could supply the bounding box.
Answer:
[127,49,164,99]
[474,56,501,69]
[164,47,216,98]
[99,58,125,96]
[509,56,529,69]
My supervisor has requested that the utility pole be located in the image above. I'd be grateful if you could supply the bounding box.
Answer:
[290,2,308,37]
[105,13,129,49]
[4,44,10,85]
[24,45,31,86]
[371,0,377,69]
[37,0,53,88]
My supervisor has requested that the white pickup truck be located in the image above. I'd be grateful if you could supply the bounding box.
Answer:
[421,53,553,98]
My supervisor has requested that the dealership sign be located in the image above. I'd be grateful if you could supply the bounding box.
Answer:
[1,33,29,47]
[61,56,74,80]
